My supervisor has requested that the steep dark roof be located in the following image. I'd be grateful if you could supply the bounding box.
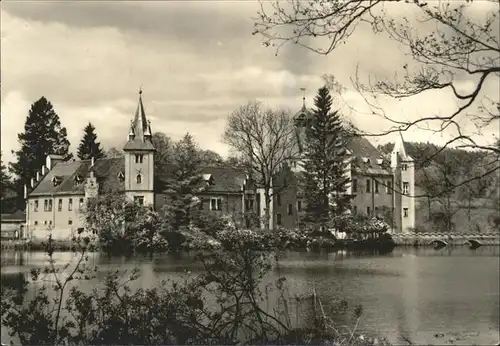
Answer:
[157,165,247,194]
[202,166,246,193]
[1,210,26,222]
[293,106,392,176]
[123,138,156,151]
[346,136,382,160]
[346,136,391,175]
[29,158,125,196]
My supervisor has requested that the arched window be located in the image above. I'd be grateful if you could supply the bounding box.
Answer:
[136,174,142,184]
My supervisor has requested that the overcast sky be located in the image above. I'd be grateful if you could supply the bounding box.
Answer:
[1,1,498,165]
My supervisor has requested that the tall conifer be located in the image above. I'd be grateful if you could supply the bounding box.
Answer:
[77,122,106,160]
[9,97,72,209]
[301,86,351,229]
[162,133,205,231]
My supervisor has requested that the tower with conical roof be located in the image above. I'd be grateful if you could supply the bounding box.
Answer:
[391,130,415,233]
[123,89,155,206]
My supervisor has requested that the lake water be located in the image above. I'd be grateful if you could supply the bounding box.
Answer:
[1,247,499,345]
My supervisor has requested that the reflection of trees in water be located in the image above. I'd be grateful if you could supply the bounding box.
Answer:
[1,272,27,295]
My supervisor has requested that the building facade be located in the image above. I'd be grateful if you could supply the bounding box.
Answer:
[24,92,415,241]
[290,100,415,233]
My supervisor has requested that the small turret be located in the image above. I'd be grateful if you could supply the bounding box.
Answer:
[128,120,135,140]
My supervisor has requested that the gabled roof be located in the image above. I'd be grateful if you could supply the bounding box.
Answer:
[293,106,391,176]
[156,165,247,194]
[28,158,125,197]
[202,166,246,193]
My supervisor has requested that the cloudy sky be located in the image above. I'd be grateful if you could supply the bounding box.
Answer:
[1,1,498,165]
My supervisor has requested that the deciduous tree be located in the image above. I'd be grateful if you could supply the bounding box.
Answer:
[254,0,500,185]
[223,101,298,229]
[152,132,174,175]
[106,147,124,158]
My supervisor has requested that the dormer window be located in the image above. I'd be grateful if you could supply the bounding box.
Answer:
[377,158,384,165]
[74,175,83,186]
[51,176,63,186]
[362,157,371,165]
[402,164,408,171]
[135,154,144,164]
[117,171,125,182]
[136,174,142,184]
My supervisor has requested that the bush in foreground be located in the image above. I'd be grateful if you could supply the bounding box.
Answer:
[1,226,390,345]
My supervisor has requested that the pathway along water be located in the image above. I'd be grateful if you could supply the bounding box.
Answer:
[1,246,499,345]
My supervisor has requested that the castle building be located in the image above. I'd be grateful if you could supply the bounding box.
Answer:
[289,98,415,233]
[24,91,415,241]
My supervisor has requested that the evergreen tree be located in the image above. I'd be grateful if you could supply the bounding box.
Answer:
[9,97,72,209]
[301,86,351,230]
[0,153,10,195]
[1,152,13,211]
[162,133,205,232]
[77,122,106,160]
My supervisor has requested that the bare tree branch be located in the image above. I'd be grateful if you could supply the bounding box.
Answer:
[223,101,299,228]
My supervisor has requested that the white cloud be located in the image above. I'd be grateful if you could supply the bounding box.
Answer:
[1,1,498,168]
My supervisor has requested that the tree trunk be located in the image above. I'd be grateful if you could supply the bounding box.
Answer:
[467,197,472,232]
[427,197,432,221]
[264,188,271,230]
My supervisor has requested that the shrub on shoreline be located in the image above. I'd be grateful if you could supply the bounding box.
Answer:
[1,225,389,346]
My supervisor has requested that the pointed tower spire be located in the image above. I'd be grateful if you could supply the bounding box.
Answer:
[392,130,413,162]
[123,89,156,151]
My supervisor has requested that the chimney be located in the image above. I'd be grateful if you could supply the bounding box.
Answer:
[36,171,40,181]
[377,158,384,165]
[30,178,35,188]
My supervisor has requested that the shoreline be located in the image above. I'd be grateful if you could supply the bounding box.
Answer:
[2,233,499,253]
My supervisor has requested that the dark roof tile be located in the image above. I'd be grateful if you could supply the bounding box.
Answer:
[157,165,247,194]
[29,158,125,196]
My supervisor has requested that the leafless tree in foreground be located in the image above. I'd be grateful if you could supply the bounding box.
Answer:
[253,0,499,194]
[223,101,298,229]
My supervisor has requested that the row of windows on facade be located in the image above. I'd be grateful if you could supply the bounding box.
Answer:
[351,179,409,195]
[273,204,410,226]
[33,198,86,212]
[33,196,147,218]
[33,219,74,226]
[291,160,409,169]
[210,196,300,216]
[351,206,410,218]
